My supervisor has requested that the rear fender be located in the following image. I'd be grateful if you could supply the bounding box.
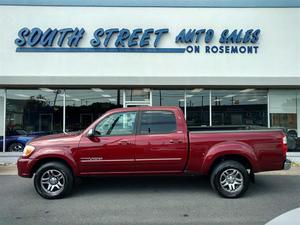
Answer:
[201,141,259,174]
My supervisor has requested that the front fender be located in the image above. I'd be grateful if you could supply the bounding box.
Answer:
[30,148,79,176]
[201,141,259,174]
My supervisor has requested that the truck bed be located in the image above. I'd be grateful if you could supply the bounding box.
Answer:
[188,125,271,132]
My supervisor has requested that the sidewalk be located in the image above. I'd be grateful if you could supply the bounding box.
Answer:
[258,165,300,176]
[0,165,18,175]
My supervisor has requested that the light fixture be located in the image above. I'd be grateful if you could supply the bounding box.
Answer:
[143,88,151,92]
[186,94,194,98]
[214,99,222,102]
[248,98,258,102]
[179,99,185,102]
[191,88,203,93]
[15,94,29,98]
[59,94,70,97]
[39,88,54,92]
[36,98,46,102]
[102,94,111,98]
[72,98,80,101]
[109,98,117,102]
[240,89,255,93]
[224,94,236,98]
[91,88,104,92]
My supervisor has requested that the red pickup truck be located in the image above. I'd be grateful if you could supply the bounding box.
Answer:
[17,106,291,199]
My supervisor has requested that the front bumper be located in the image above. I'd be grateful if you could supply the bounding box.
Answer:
[284,159,292,170]
[17,157,36,177]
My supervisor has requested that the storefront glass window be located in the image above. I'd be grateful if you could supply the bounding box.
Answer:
[212,89,268,127]
[269,90,300,152]
[65,89,122,132]
[152,90,185,111]
[185,89,209,126]
[5,89,63,152]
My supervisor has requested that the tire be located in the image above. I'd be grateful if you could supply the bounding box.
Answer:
[210,160,250,198]
[33,161,74,199]
[7,142,24,152]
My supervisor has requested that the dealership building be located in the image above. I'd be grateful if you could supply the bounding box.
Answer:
[0,0,299,161]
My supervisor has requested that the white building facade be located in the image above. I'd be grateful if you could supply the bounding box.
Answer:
[0,0,299,160]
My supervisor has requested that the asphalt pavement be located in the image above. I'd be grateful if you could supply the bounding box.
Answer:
[0,175,299,225]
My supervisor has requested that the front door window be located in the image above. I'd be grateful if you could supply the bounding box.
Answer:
[95,111,137,136]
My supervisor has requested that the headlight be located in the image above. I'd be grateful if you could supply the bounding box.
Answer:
[23,145,35,157]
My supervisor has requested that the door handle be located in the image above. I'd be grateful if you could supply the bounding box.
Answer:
[169,139,183,144]
[119,140,130,145]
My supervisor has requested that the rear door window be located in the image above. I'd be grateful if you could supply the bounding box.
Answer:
[139,111,177,134]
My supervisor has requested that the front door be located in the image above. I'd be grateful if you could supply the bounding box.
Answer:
[76,111,137,174]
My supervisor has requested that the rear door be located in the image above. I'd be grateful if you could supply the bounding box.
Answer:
[135,110,187,172]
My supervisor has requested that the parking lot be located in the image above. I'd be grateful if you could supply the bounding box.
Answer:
[0,174,299,225]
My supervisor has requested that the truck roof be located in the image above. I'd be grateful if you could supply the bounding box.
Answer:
[107,106,181,113]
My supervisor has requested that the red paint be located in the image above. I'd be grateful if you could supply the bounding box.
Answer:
[17,106,287,178]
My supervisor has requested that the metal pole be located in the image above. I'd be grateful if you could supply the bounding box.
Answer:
[267,90,270,128]
[63,89,66,133]
[159,90,162,106]
[2,89,6,152]
[209,90,212,126]
[184,90,187,120]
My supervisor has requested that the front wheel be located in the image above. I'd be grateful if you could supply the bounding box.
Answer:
[210,160,250,198]
[7,142,24,152]
[34,162,74,199]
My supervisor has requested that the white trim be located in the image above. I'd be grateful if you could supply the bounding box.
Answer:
[0,0,298,8]
[122,90,126,107]
[149,89,153,106]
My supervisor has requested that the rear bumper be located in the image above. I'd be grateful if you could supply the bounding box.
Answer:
[284,159,292,170]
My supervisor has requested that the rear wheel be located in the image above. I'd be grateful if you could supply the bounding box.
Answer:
[34,162,73,199]
[210,160,249,198]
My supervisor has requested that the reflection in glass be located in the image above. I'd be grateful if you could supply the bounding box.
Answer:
[95,111,136,136]
[140,111,177,134]
[212,89,268,127]
[186,89,209,126]
[269,90,299,152]
[5,89,63,152]
[152,90,185,111]
[65,89,122,132]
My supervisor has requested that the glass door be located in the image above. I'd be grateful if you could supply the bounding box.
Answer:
[123,89,152,108]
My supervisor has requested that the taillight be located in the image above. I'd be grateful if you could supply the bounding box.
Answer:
[282,136,288,155]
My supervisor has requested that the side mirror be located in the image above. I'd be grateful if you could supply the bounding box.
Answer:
[87,128,95,137]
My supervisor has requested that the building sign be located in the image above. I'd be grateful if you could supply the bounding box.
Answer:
[15,27,260,54]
